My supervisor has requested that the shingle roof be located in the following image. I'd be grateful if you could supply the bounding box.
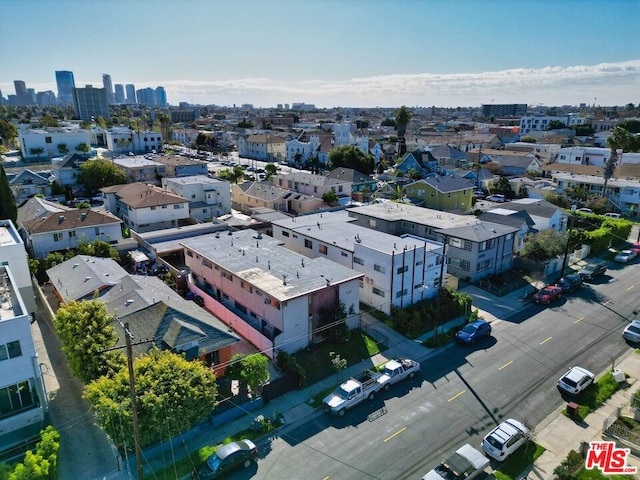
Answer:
[434,221,519,242]
[327,168,373,184]
[409,175,475,193]
[17,197,72,225]
[101,183,187,208]
[22,208,122,234]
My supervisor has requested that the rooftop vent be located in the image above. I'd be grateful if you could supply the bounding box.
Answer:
[125,299,134,306]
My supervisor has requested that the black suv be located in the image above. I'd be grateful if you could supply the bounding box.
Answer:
[577,263,607,281]
[556,274,583,293]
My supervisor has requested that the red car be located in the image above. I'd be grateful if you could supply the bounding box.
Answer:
[631,242,640,254]
[532,286,562,305]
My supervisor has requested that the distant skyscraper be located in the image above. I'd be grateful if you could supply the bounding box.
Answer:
[26,88,37,105]
[13,80,30,105]
[72,85,110,121]
[102,74,114,104]
[55,70,75,105]
[114,84,125,104]
[37,91,57,106]
[155,86,167,107]
[125,84,136,104]
[136,87,157,107]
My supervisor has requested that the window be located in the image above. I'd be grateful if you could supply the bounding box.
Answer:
[354,257,364,265]
[0,345,7,361]
[187,251,193,257]
[202,259,212,269]
[241,281,253,293]
[359,280,364,288]
[173,204,183,209]
[374,264,385,273]
[68,231,76,239]
[341,251,348,257]
[368,219,377,228]
[53,233,63,242]
[416,260,423,266]
[6,341,21,359]
[479,239,495,251]
[162,205,167,209]
[304,239,312,249]
[396,265,408,274]
[282,230,290,237]
[319,245,328,255]
[395,289,408,298]
[414,283,423,290]
[477,260,491,271]
[0,381,35,419]
[402,221,416,229]
[449,237,472,250]
[45,137,52,143]
[95,227,100,235]
[151,206,157,210]
[372,287,385,297]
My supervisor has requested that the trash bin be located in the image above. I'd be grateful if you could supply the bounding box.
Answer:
[567,401,580,418]
[612,369,625,383]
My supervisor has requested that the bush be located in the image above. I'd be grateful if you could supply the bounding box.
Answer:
[554,449,584,480]
[3,426,60,480]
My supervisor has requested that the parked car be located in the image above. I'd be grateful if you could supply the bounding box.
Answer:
[556,274,583,293]
[532,286,562,305]
[557,366,594,395]
[622,319,640,343]
[481,419,529,461]
[614,250,637,263]
[577,263,607,281]
[455,320,492,345]
[575,207,593,214]
[603,212,622,219]
[486,194,506,203]
[192,439,258,479]
[631,243,640,254]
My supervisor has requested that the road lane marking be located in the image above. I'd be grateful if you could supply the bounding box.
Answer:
[574,317,584,324]
[323,477,330,480]
[448,390,466,402]
[499,360,513,371]
[603,300,611,306]
[627,286,635,292]
[384,427,406,443]
[540,336,552,345]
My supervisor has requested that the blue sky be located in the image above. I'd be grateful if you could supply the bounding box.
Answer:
[1,0,639,108]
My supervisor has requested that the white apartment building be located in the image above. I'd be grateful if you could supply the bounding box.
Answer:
[106,127,163,155]
[113,155,167,185]
[271,211,445,315]
[285,134,322,164]
[0,221,36,315]
[101,183,190,233]
[237,134,286,162]
[181,230,363,356]
[274,172,352,199]
[162,175,232,222]
[18,127,92,161]
[0,265,48,453]
[519,113,586,135]
[555,146,640,167]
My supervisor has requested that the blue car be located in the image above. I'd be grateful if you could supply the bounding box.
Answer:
[455,320,492,345]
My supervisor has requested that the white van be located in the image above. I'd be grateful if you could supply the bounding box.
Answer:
[603,212,621,219]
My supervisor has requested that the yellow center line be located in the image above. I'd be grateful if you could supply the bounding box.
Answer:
[574,317,584,324]
[384,427,407,443]
[499,360,513,370]
[627,286,635,292]
[323,477,330,480]
[540,336,552,345]
[603,300,611,306]
[448,390,466,402]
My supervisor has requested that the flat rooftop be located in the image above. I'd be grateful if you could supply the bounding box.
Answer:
[348,202,481,229]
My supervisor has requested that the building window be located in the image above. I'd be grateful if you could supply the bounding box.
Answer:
[396,265,408,274]
[354,257,364,265]
[53,233,63,242]
[304,239,313,249]
[416,260,423,266]
[368,219,377,228]
[374,264,385,273]
[341,251,348,257]
[402,221,416,229]
[396,289,408,298]
[45,137,52,143]
[0,381,36,418]
[202,260,212,269]
[477,260,491,271]
[372,287,385,297]
[449,237,472,251]
[68,231,76,239]
[151,206,157,210]
[359,280,364,288]
[187,251,193,257]
[414,283,423,290]
[173,204,183,209]
[319,245,328,255]
[282,230,290,237]
[479,239,495,251]
[241,281,253,293]
[6,341,21,359]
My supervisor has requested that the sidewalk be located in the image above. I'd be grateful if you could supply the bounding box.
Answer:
[109,272,638,480]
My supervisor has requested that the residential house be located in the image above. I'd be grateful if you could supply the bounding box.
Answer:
[554,146,640,167]
[237,134,286,162]
[231,182,325,215]
[8,170,51,204]
[404,176,475,211]
[18,126,91,161]
[274,172,352,200]
[51,153,90,192]
[394,150,438,178]
[113,155,167,185]
[101,183,190,233]
[456,133,501,152]
[0,220,36,316]
[162,175,232,221]
[182,229,363,356]
[469,148,543,176]
[271,211,445,315]
[519,113,586,135]
[490,198,567,232]
[21,209,123,259]
[46,256,241,375]
[327,168,377,202]
[477,210,535,252]
[427,144,468,168]
[153,154,209,177]
[0,265,48,455]
[106,127,163,155]
[347,202,518,281]
[285,132,332,165]
[459,168,496,191]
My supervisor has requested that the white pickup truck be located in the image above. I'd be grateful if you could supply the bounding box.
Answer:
[377,357,420,390]
[421,443,490,480]
[322,370,382,416]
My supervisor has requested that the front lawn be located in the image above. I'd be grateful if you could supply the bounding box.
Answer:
[554,449,631,480]
[292,328,384,385]
[562,371,623,420]
[494,441,545,480]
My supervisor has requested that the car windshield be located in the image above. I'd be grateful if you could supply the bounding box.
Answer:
[207,452,224,471]
[562,377,578,388]
[461,324,478,334]
[335,387,350,400]
[485,434,504,449]
[628,325,640,335]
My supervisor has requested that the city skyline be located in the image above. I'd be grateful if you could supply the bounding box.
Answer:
[1,0,639,108]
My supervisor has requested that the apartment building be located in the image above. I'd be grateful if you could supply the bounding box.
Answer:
[112,156,167,185]
[162,175,232,221]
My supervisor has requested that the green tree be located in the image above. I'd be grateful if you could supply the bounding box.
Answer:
[225,353,269,397]
[8,425,60,480]
[355,120,370,129]
[519,136,537,143]
[0,164,17,224]
[265,163,278,177]
[381,118,396,127]
[617,119,640,134]
[328,145,375,174]
[237,119,254,128]
[329,351,347,383]
[322,190,339,205]
[547,120,567,130]
[77,158,126,193]
[196,132,217,151]
[95,116,107,129]
[217,165,245,184]
[40,114,59,128]
[75,143,91,154]
[491,175,514,198]
[317,300,350,344]
[57,143,69,155]
[519,229,568,261]
[79,120,92,129]
[84,348,218,450]
[394,106,413,156]
[407,168,422,180]
[0,119,18,145]
[157,112,172,144]
[574,123,595,136]
[54,299,125,383]
[76,238,120,260]
[29,147,45,159]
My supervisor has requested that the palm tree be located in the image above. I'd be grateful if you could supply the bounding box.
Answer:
[158,112,171,147]
[603,127,628,196]
[394,106,413,157]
